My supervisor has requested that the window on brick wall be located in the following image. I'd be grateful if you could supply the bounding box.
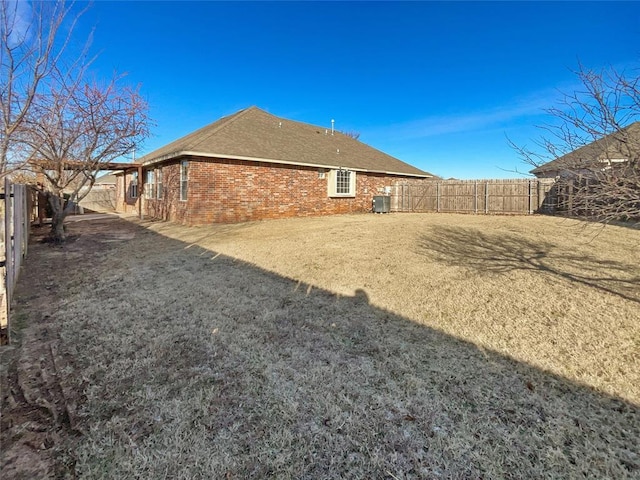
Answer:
[157,169,163,199]
[180,161,188,201]
[327,169,356,197]
[130,171,138,198]
[145,170,155,199]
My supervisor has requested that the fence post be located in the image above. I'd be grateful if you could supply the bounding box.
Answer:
[0,183,5,338]
[22,186,29,258]
[436,182,440,213]
[474,181,478,214]
[2,178,11,342]
[484,181,489,213]
[402,183,407,211]
[4,179,13,313]
[538,180,543,213]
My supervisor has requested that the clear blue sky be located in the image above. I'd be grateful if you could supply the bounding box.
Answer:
[75,1,639,179]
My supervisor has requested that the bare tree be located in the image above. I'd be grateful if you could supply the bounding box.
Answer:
[512,62,640,225]
[24,72,149,240]
[1,0,149,241]
[0,0,87,177]
[340,130,361,140]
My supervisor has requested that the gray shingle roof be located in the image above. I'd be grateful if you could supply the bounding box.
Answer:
[139,106,432,177]
[95,173,117,184]
[531,122,640,175]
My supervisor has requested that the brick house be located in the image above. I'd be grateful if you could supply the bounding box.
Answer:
[115,106,434,225]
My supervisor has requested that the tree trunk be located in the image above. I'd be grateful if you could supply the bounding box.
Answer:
[49,194,67,242]
[51,214,66,241]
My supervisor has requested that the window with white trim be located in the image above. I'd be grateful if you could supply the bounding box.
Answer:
[145,170,155,199]
[336,170,351,194]
[180,161,188,201]
[327,169,356,197]
[157,169,163,199]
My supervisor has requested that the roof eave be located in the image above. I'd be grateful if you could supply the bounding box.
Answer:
[140,151,432,178]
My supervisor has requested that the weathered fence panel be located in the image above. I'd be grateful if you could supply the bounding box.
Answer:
[1,179,32,343]
[79,188,116,212]
[393,178,557,215]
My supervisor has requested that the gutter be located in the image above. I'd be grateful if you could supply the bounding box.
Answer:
[139,151,432,178]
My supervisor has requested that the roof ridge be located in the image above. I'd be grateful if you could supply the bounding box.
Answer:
[269,110,332,134]
[138,107,259,163]
[137,106,432,177]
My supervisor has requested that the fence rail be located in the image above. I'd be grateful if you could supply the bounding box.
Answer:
[392,178,557,215]
[1,179,32,343]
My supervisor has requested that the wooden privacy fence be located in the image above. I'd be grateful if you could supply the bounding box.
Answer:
[392,178,557,215]
[79,187,117,212]
[1,179,33,343]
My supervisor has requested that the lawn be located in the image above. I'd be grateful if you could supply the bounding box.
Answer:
[1,212,639,479]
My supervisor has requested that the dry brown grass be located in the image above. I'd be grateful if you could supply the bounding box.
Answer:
[148,213,640,403]
[2,212,639,479]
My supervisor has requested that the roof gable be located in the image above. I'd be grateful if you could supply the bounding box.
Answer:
[139,106,432,177]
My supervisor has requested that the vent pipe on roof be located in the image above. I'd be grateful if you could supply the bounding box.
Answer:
[331,119,335,135]
[278,122,282,128]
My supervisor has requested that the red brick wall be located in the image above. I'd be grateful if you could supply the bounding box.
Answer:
[132,156,411,225]
[115,171,140,214]
[144,162,190,222]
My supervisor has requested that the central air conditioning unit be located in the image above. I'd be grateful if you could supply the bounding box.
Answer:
[373,195,391,213]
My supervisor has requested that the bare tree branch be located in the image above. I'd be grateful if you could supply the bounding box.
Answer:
[0,0,90,177]
[340,130,361,140]
[511,62,640,226]
[1,0,150,241]
[24,72,150,240]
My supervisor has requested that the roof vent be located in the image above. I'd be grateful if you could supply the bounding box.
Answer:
[278,122,282,128]
[331,119,335,135]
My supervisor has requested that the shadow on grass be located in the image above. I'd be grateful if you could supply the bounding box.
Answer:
[417,225,640,304]
[3,215,639,479]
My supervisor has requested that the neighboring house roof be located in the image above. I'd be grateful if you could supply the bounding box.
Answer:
[531,122,640,176]
[95,173,117,185]
[138,106,433,177]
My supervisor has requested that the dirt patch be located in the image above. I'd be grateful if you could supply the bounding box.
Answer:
[1,212,638,479]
